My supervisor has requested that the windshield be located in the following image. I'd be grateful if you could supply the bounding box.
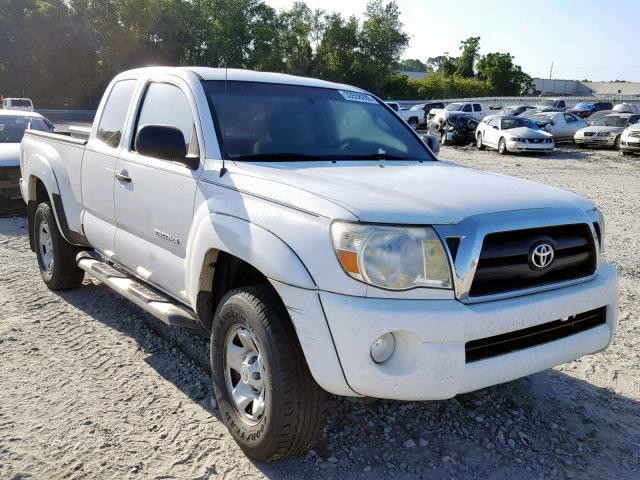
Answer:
[531,113,555,123]
[538,99,557,107]
[587,110,612,121]
[0,115,52,143]
[594,115,629,127]
[10,99,31,107]
[409,104,424,111]
[573,102,593,110]
[501,117,538,130]
[445,103,462,111]
[202,81,433,161]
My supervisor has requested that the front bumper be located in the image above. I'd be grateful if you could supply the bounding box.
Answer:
[508,140,554,152]
[319,262,617,400]
[575,135,617,147]
[0,167,26,215]
[621,138,640,151]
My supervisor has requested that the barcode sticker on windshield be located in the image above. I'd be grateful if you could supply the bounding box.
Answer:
[339,90,377,104]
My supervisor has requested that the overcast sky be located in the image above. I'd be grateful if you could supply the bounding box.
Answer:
[265,0,640,82]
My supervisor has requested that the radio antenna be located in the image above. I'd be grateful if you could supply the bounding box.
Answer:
[220,3,229,177]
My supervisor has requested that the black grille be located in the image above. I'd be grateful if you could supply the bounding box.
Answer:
[465,307,606,363]
[469,224,597,297]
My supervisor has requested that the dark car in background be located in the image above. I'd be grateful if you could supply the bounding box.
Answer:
[428,112,479,145]
[567,101,613,119]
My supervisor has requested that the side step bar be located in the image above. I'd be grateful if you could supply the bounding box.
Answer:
[76,251,200,329]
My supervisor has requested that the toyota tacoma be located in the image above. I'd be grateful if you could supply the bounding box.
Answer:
[19,67,618,461]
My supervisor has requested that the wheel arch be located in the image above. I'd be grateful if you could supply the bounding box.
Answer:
[187,212,316,328]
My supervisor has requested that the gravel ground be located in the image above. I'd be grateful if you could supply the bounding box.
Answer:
[1,144,639,479]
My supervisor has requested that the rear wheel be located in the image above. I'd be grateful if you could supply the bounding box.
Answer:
[476,133,485,150]
[34,202,84,290]
[210,285,328,461]
[498,137,508,155]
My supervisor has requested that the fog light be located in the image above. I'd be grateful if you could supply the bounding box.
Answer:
[370,333,396,364]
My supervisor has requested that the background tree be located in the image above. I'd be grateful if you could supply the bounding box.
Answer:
[396,58,426,72]
[476,52,533,95]
[455,36,480,78]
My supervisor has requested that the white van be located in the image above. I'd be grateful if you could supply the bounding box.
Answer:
[2,98,34,112]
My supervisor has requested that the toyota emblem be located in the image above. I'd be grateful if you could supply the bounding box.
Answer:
[529,242,555,270]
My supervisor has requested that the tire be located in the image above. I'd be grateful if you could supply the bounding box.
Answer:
[440,131,449,146]
[33,202,84,290]
[476,133,485,150]
[210,285,329,461]
[408,118,419,130]
[498,137,508,155]
[613,135,621,150]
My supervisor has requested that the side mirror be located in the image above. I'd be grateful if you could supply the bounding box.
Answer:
[492,125,498,130]
[419,133,440,157]
[135,125,198,169]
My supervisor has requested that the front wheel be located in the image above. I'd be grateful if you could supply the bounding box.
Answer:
[476,133,485,150]
[498,138,508,155]
[408,118,419,130]
[34,202,84,290]
[441,131,449,146]
[613,135,621,150]
[210,286,329,461]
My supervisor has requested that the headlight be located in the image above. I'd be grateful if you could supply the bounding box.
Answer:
[509,137,525,142]
[330,222,452,290]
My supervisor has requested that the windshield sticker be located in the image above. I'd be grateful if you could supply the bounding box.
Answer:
[339,90,377,104]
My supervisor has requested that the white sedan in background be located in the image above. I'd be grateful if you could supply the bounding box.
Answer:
[529,111,586,142]
[574,113,640,149]
[476,115,554,155]
[1,110,54,214]
[621,122,640,155]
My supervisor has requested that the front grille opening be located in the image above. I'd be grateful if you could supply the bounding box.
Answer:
[446,237,461,261]
[470,224,597,297]
[465,307,606,363]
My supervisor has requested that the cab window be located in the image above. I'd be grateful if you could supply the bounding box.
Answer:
[564,114,576,123]
[473,104,482,112]
[462,104,472,112]
[96,80,137,148]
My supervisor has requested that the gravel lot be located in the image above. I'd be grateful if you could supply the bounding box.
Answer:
[1,145,639,479]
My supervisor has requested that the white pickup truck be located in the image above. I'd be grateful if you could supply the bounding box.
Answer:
[428,101,485,125]
[20,67,618,461]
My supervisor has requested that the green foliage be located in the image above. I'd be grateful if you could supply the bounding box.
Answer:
[396,58,427,72]
[0,3,532,107]
[455,36,480,78]
[476,52,533,95]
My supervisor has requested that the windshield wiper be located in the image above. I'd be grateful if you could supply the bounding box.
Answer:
[231,153,321,161]
[231,152,413,161]
[334,153,411,160]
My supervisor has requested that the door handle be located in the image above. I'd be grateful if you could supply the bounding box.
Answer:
[115,170,131,182]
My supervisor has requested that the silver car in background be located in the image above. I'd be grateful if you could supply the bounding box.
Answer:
[574,113,640,149]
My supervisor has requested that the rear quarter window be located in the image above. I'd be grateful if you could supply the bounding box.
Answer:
[96,79,137,148]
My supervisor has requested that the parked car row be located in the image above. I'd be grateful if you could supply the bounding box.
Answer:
[0,109,54,215]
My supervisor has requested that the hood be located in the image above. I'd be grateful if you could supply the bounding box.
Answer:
[625,122,640,133]
[504,127,551,139]
[233,160,593,224]
[0,143,20,167]
[578,125,624,135]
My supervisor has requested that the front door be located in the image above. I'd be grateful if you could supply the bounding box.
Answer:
[113,79,203,302]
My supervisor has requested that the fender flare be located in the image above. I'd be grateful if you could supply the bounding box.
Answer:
[25,155,89,248]
[186,211,316,307]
